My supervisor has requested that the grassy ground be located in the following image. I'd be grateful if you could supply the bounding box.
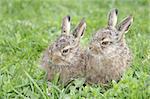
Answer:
[0,0,149,98]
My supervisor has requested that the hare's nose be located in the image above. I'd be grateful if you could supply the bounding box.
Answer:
[89,45,96,52]
[51,52,61,62]
[89,44,101,54]
[51,56,60,63]
[89,45,95,51]
[89,43,97,49]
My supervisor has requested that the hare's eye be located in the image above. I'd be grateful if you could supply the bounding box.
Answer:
[62,49,70,56]
[102,41,109,45]
[63,49,69,53]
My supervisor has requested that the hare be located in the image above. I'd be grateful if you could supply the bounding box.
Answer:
[41,16,87,84]
[86,8,133,84]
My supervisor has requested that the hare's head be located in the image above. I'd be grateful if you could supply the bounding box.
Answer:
[89,9,133,55]
[48,16,86,65]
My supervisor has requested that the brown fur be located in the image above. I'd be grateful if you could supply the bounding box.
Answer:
[41,16,87,84]
[85,9,133,84]
[41,9,133,84]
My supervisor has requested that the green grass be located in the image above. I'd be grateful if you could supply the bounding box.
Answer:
[0,0,149,98]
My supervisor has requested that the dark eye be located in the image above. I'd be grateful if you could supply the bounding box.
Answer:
[63,49,69,53]
[102,41,109,45]
[62,49,70,56]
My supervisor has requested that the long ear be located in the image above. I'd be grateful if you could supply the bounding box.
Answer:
[108,8,118,28]
[117,15,133,33]
[61,15,71,35]
[72,18,86,39]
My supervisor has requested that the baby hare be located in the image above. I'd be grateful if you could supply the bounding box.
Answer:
[86,9,133,83]
[41,16,87,84]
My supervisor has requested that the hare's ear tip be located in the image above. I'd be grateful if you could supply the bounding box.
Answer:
[79,18,86,25]
[64,15,71,21]
[128,15,134,22]
[66,15,71,21]
[114,8,118,15]
[111,8,118,14]
[112,8,118,15]
[82,18,86,26]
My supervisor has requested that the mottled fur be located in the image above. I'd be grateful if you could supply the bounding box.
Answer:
[41,16,86,84]
[86,9,133,83]
[41,9,133,84]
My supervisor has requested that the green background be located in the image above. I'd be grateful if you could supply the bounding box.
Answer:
[0,0,149,98]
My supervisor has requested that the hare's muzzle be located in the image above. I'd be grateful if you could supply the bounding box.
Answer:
[51,52,62,64]
[89,44,101,55]
[89,40,105,54]
[51,52,69,65]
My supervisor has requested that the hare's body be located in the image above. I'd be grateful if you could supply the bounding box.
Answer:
[86,30,132,83]
[41,16,86,84]
[86,9,133,83]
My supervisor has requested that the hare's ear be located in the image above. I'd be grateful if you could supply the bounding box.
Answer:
[61,15,71,35]
[108,8,118,28]
[117,15,133,33]
[72,18,86,39]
